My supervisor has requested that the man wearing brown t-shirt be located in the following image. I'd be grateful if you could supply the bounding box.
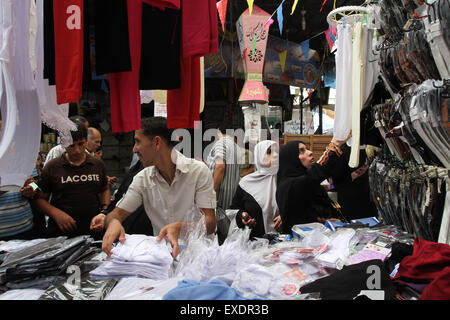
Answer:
[35,121,110,238]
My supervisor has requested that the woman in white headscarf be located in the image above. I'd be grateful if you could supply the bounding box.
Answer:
[230,140,281,239]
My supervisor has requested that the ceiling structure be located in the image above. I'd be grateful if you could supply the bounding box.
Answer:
[224,0,367,57]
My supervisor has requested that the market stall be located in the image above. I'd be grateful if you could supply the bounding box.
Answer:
[0,0,449,302]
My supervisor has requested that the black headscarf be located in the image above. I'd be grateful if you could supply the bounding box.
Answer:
[276,140,308,180]
[276,140,336,233]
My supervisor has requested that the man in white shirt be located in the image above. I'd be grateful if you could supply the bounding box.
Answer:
[99,117,217,258]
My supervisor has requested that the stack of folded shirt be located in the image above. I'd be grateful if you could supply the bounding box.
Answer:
[3,236,92,284]
[90,234,173,280]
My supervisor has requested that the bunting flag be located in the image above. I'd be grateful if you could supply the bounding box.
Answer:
[247,0,254,15]
[301,39,310,60]
[291,0,299,15]
[325,24,337,50]
[264,18,274,30]
[216,0,228,32]
[320,0,329,12]
[277,0,285,35]
[279,50,287,72]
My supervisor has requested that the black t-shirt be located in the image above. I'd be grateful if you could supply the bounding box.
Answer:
[38,153,108,237]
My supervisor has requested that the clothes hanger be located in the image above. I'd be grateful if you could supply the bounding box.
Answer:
[326,5,370,27]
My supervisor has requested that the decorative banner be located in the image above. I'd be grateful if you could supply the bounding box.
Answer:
[216,0,228,32]
[279,50,287,72]
[236,5,270,103]
[300,39,309,60]
[291,0,299,15]
[247,0,254,15]
[277,0,285,35]
[325,24,337,50]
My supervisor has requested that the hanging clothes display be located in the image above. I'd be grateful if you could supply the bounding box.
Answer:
[139,4,181,90]
[92,0,131,76]
[0,0,17,163]
[166,0,218,129]
[333,23,353,142]
[52,0,84,104]
[108,0,143,133]
[349,21,364,168]
[0,0,42,187]
[35,0,75,148]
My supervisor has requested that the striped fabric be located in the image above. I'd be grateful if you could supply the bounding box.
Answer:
[207,136,242,213]
[318,142,343,166]
[0,186,34,239]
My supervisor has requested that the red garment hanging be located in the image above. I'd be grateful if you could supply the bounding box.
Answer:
[109,0,181,133]
[109,0,142,133]
[143,0,180,10]
[53,0,84,104]
[167,56,201,129]
[166,0,218,129]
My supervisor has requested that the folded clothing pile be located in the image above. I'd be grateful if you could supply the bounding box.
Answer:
[0,236,93,285]
[90,234,173,280]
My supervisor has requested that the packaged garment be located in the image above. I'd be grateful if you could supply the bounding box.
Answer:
[105,276,182,300]
[0,238,47,255]
[172,215,267,285]
[291,223,330,240]
[0,236,67,268]
[39,277,116,300]
[0,288,45,300]
[3,236,92,283]
[348,243,392,265]
[315,228,357,269]
[231,262,326,300]
[90,234,173,280]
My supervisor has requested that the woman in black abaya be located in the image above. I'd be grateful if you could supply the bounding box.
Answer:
[276,134,351,234]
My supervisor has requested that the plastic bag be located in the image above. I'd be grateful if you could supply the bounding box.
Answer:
[39,277,117,300]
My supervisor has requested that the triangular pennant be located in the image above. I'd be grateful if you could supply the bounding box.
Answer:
[247,0,254,15]
[277,0,285,35]
[216,0,228,32]
[279,50,287,72]
[320,0,329,12]
[325,24,337,50]
[291,0,299,15]
[301,40,310,60]
[264,18,274,30]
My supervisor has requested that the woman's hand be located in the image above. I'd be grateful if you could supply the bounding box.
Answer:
[241,212,257,228]
[331,130,352,147]
[273,215,282,232]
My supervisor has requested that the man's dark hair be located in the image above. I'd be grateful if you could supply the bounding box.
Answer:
[218,121,234,135]
[70,120,88,143]
[69,115,88,127]
[141,117,175,147]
